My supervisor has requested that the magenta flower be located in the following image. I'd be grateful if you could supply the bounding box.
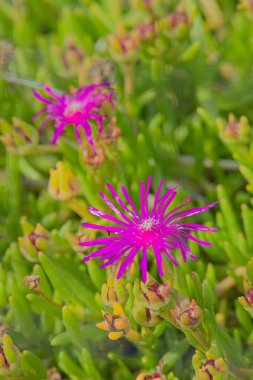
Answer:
[33,82,114,151]
[80,178,217,282]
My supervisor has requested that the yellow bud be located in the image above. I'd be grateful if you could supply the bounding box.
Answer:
[96,321,108,331]
[48,161,80,201]
[114,317,130,331]
[108,331,123,340]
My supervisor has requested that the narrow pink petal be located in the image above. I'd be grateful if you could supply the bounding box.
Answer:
[140,247,148,282]
[117,247,139,279]
[157,190,177,218]
[162,248,179,267]
[152,179,164,216]
[88,206,129,227]
[99,192,135,225]
[140,180,146,218]
[163,198,192,223]
[176,223,217,232]
[82,245,113,260]
[121,185,141,217]
[153,246,164,276]
[74,125,81,142]
[106,183,138,222]
[80,236,120,247]
[168,201,218,224]
[182,232,212,246]
[81,222,123,233]
[43,86,62,101]
[81,121,95,150]
[51,122,66,144]
[32,89,53,105]
[33,107,50,121]
[100,247,131,268]
[144,176,152,217]
[88,113,104,134]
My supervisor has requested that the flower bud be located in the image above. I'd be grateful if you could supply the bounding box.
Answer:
[101,278,128,307]
[67,228,93,253]
[238,0,253,11]
[0,324,8,342]
[132,299,161,327]
[96,302,140,341]
[245,288,253,305]
[217,113,249,144]
[108,32,139,61]
[193,350,228,380]
[48,161,81,201]
[136,373,163,380]
[0,334,20,376]
[82,145,105,168]
[0,117,38,154]
[171,300,203,329]
[61,40,84,77]
[168,12,188,28]
[23,275,41,291]
[196,358,228,380]
[239,287,253,317]
[18,218,50,262]
[135,21,156,42]
[100,117,121,145]
[47,367,62,380]
[138,275,172,311]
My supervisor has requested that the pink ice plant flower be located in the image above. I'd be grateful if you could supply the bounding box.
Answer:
[32,82,114,151]
[80,177,217,282]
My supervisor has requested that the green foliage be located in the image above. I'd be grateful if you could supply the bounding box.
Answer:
[1,0,253,379]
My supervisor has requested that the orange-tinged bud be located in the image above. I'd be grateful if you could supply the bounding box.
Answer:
[138,275,172,311]
[171,300,203,328]
[18,218,50,262]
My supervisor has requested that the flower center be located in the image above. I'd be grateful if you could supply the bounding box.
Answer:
[135,218,163,247]
[139,217,156,231]
[64,101,83,119]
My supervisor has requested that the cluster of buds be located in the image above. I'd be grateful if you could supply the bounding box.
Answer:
[170,299,203,329]
[0,334,21,377]
[192,350,228,380]
[48,161,81,201]
[18,217,50,262]
[96,302,140,341]
[101,278,128,307]
[0,117,38,154]
[216,113,249,144]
